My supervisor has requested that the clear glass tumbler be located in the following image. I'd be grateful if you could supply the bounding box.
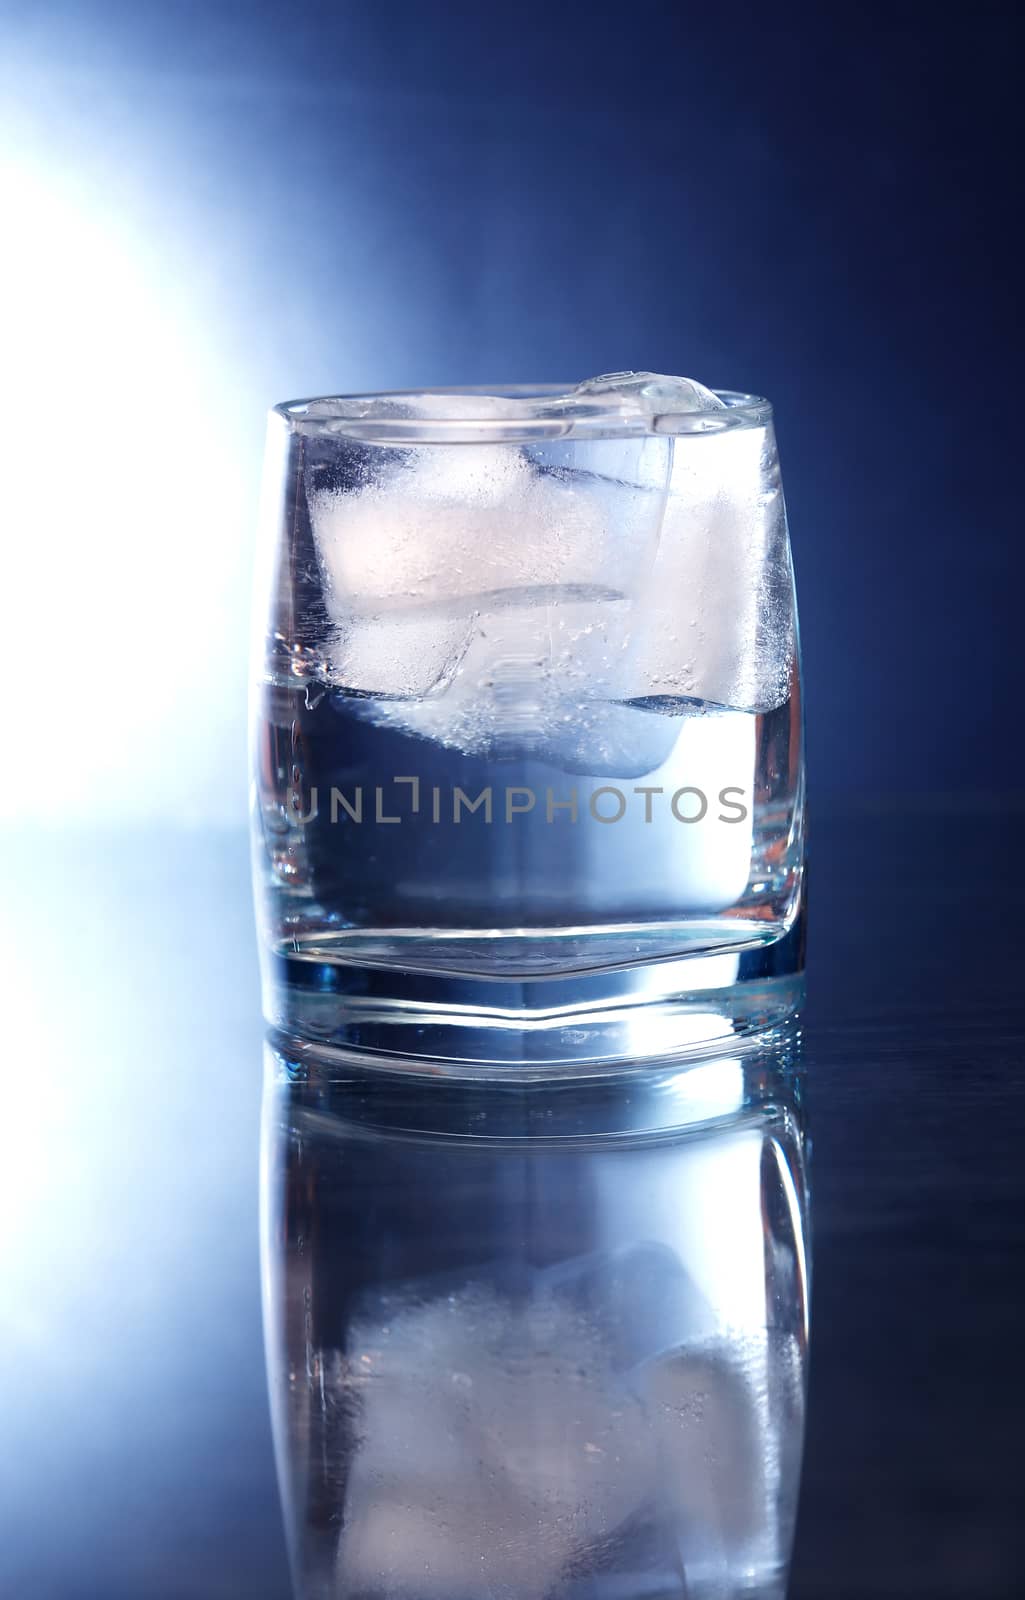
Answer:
[250,374,804,1069]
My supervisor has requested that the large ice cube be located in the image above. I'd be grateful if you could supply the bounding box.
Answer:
[358,585,660,761]
[308,437,666,611]
[308,422,671,758]
[305,373,793,764]
[558,369,727,428]
[623,424,795,713]
[308,444,585,703]
[320,610,475,698]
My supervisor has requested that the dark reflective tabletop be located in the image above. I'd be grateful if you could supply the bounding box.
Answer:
[2,801,1022,1597]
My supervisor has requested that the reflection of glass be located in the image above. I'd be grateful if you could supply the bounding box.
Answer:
[261,1031,809,1599]
[251,374,804,1067]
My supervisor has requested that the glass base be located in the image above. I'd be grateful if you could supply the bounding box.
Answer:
[259,904,805,1077]
[264,1014,805,1135]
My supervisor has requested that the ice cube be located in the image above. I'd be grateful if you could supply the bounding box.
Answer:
[623,424,795,713]
[359,585,641,755]
[308,443,536,608]
[321,609,475,699]
[309,443,614,704]
[309,427,671,759]
[306,373,792,766]
[559,369,727,428]
[308,435,666,611]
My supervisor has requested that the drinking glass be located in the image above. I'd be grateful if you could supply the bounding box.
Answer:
[250,374,804,1070]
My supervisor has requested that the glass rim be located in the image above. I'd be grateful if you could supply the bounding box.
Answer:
[272,383,773,443]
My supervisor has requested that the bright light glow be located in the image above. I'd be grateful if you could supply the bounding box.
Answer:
[625,1007,735,1066]
[663,1054,745,1119]
[595,1119,767,1330]
[0,161,253,822]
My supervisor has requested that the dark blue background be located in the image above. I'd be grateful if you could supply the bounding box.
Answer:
[2,9,1024,1599]
[4,0,1021,796]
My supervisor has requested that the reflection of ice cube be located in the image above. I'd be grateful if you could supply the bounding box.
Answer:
[585,1126,804,1594]
[334,1280,654,1600]
[640,1334,796,1594]
[331,1252,801,1600]
[624,425,795,713]
[536,1243,707,1372]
